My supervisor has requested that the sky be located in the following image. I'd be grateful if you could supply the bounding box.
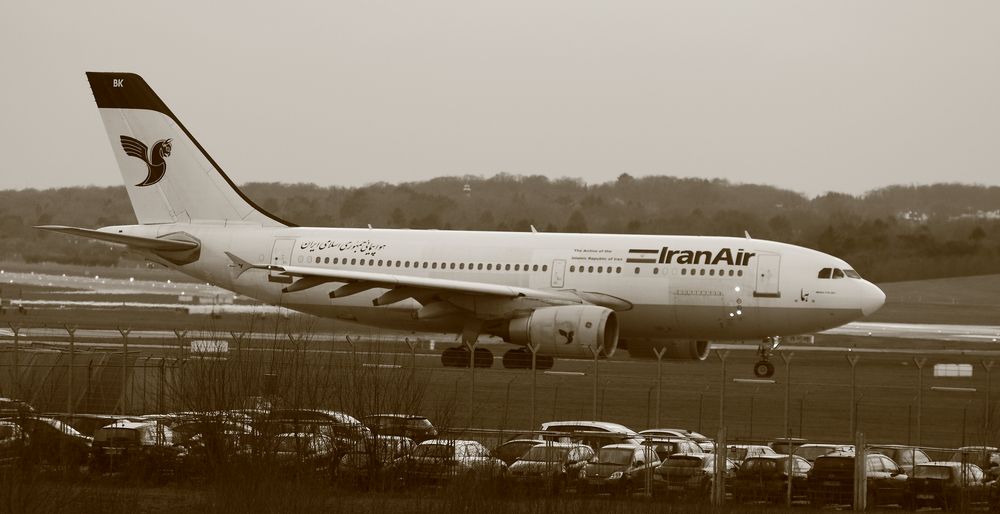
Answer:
[1,1,998,197]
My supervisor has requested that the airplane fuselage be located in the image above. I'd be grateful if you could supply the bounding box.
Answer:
[110,223,883,342]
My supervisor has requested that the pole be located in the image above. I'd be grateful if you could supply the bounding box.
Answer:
[8,323,19,399]
[983,361,994,435]
[914,357,926,445]
[588,345,603,419]
[654,348,667,427]
[173,329,187,361]
[118,327,131,415]
[65,325,76,415]
[847,355,860,437]
[465,340,477,427]
[779,352,794,507]
[405,338,418,369]
[528,343,539,431]
[716,350,729,433]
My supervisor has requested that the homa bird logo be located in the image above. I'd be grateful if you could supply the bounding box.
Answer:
[120,135,172,186]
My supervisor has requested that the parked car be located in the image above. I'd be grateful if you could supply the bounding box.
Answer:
[507,442,594,493]
[363,414,437,442]
[867,445,930,475]
[494,438,542,466]
[731,454,812,503]
[640,437,702,462]
[0,421,26,467]
[395,439,506,486]
[909,461,991,511]
[89,420,179,479]
[807,450,910,508]
[640,428,715,452]
[18,416,92,466]
[794,443,853,463]
[727,444,777,465]
[336,435,415,489]
[262,409,369,449]
[272,432,337,477]
[949,446,1000,480]
[653,452,736,501]
[540,421,642,451]
[581,443,660,496]
[0,398,35,418]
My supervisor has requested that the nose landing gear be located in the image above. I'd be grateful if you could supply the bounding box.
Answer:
[753,337,780,378]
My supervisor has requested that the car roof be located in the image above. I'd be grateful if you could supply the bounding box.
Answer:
[600,443,642,450]
[919,461,964,468]
[525,442,586,449]
[541,421,637,434]
[419,439,482,446]
[100,420,161,430]
[366,413,429,420]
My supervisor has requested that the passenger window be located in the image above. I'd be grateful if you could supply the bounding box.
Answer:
[487,264,493,271]
[351,258,357,265]
[377,260,383,266]
[709,269,715,276]
[542,265,548,271]
[505,264,511,271]
[635,267,641,274]
[818,268,832,279]
[699,269,705,276]
[588,266,594,273]
[533,265,539,272]
[432,262,437,269]
[616,267,621,273]
[515,264,520,271]
[728,270,734,277]
[570,265,576,272]
[477,263,483,270]
[395,260,401,267]
[737,270,743,277]
[597,266,603,273]
[423,262,428,268]
[681,269,686,275]
[832,268,845,279]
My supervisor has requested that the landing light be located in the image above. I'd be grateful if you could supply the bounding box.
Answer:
[734,286,741,292]
[736,309,742,315]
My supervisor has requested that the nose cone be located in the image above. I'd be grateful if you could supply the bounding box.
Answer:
[861,281,886,316]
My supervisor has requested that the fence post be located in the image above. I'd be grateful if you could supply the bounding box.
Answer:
[847,355,860,437]
[65,325,77,415]
[654,347,667,427]
[588,345,604,419]
[914,357,926,445]
[118,327,131,415]
[173,329,187,361]
[780,352,794,507]
[983,360,994,436]
[528,342,539,431]
[465,340,477,428]
[8,323,20,399]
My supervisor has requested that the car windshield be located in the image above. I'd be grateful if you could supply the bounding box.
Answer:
[814,457,853,470]
[728,448,749,461]
[595,448,633,466]
[412,444,454,459]
[796,446,837,461]
[521,446,570,463]
[914,466,953,479]
[94,428,139,443]
[666,456,704,468]
[742,458,779,472]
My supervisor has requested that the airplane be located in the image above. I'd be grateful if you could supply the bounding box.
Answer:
[38,72,886,378]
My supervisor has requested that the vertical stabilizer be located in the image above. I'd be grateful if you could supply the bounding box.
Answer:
[86,72,293,227]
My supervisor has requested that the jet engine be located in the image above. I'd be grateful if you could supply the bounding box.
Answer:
[620,339,711,361]
[505,305,619,358]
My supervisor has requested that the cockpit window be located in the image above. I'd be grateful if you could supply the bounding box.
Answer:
[844,269,861,279]
[832,268,845,279]
[818,268,832,279]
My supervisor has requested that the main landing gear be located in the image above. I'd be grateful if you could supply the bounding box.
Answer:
[441,346,494,368]
[753,337,780,378]
[501,349,554,370]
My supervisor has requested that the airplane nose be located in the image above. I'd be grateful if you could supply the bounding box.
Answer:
[861,281,886,316]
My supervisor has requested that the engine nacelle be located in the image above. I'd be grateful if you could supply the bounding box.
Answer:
[621,339,711,361]
[506,305,619,358]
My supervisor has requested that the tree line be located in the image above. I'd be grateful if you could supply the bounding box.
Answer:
[3,175,1000,282]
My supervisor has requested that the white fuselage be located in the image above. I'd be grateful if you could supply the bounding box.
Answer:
[112,223,885,342]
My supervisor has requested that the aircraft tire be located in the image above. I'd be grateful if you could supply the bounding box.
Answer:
[473,348,494,368]
[753,360,775,378]
[441,347,469,367]
[502,349,531,369]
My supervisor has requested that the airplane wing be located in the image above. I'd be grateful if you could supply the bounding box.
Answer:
[225,252,631,311]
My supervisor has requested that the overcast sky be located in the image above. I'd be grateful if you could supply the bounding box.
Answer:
[1,1,998,197]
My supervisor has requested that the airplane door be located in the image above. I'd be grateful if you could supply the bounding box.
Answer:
[550,259,566,288]
[269,238,295,283]
[753,253,781,298]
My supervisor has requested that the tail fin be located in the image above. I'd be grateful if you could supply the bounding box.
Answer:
[86,72,294,227]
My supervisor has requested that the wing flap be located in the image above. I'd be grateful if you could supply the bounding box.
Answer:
[35,225,199,252]
[226,253,582,304]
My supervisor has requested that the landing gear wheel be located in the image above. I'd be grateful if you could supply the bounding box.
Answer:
[754,360,775,378]
[473,348,494,368]
[502,349,531,369]
[441,347,468,367]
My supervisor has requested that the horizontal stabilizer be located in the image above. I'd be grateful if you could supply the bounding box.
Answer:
[35,225,199,252]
